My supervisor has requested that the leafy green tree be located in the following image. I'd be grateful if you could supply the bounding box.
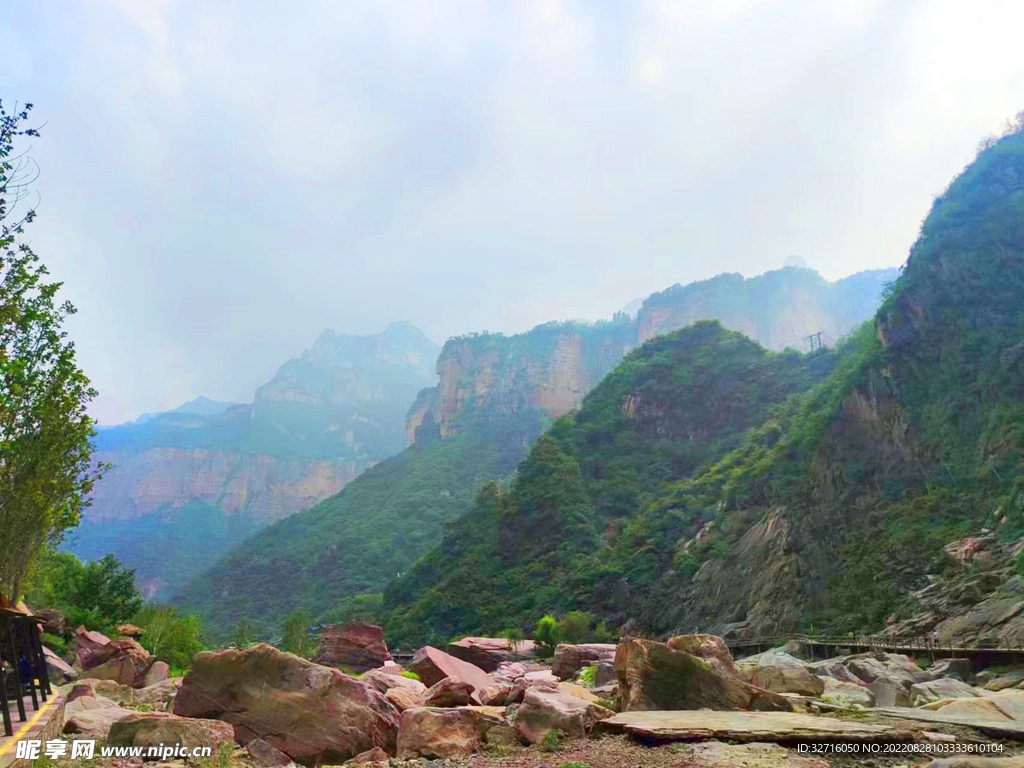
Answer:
[77,554,143,623]
[229,620,255,649]
[133,604,204,669]
[279,609,314,658]
[534,614,562,652]
[500,626,525,652]
[0,99,106,600]
[559,611,593,644]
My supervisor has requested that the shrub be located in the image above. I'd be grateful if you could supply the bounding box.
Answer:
[534,614,563,652]
[539,729,563,752]
[401,670,420,681]
[559,611,593,644]
[501,626,526,652]
[40,633,67,656]
[577,665,596,686]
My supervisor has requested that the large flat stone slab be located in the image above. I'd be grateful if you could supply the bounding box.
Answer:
[599,710,894,742]
[872,707,1024,738]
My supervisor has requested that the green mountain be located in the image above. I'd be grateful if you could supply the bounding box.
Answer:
[174,266,894,641]
[384,121,1024,643]
[67,322,439,599]
[381,322,839,645]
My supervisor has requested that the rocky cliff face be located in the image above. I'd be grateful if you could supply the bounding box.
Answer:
[425,322,637,441]
[86,445,372,525]
[70,323,438,599]
[408,269,894,447]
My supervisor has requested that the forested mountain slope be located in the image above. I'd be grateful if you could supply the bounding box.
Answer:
[383,321,839,645]
[384,122,1024,643]
[69,322,439,599]
[174,266,894,639]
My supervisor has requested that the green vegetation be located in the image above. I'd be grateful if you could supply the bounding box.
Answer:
[400,670,420,681]
[133,605,204,669]
[229,620,255,649]
[382,322,837,644]
[0,99,106,600]
[25,550,142,634]
[279,609,315,658]
[539,729,564,752]
[534,615,562,653]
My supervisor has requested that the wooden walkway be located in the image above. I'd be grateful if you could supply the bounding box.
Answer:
[727,633,1024,667]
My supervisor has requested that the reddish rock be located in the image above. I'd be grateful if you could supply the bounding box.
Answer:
[313,622,393,673]
[408,646,494,704]
[360,668,426,695]
[446,637,537,672]
[35,608,67,636]
[247,738,292,767]
[43,645,77,683]
[349,746,391,765]
[173,644,398,765]
[616,635,794,712]
[424,677,474,707]
[552,643,617,680]
[513,687,614,743]
[74,625,113,668]
[386,687,426,711]
[397,707,516,759]
[85,638,153,687]
[107,713,234,754]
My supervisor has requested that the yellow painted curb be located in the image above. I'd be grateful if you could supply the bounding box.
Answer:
[0,695,60,756]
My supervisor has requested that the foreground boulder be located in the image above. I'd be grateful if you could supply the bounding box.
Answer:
[174,644,399,764]
[924,690,1024,721]
[600,710,894,742]
[408,646,493,703]
[820,678,875,708]
[65,695,118,715]
[84,637,153,687]
[313,622,393,674]
[912,677,981,706]
[615,635,793,712]
[397,707,516,759]
[63,707,136,740]
[514,686,613,743]
[552,643,617,680]
[749,665,824,696]
[447,637,536,672]
[348,746,392,766]
[869,675,912,707]
[107,713,235,754]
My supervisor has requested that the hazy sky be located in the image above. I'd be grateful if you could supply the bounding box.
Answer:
[5,0,1024,425]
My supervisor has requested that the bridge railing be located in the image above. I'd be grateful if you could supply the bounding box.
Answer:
[726,633,1024,654]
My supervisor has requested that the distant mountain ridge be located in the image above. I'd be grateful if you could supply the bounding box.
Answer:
[68,322,440,599]
[121,395,238,427]
[173,265,898,639]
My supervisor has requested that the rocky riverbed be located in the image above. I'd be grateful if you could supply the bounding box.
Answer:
[47,624,1024,768]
